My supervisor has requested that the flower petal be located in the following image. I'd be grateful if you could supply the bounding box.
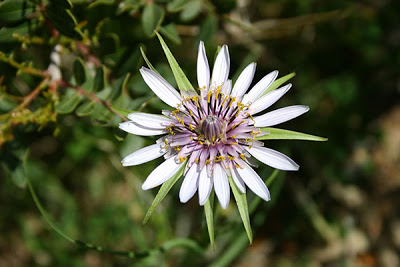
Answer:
[213,164,230,209]
[231,167,246,193]
[253,105,309,127]
[127,112,173,129]
[245,146,299,171]
[235,162,271,201]
[142,156,184,190]
[179,163,200,203]
[211,45,230,87]
[197,41,210,90]
[119,121,166,136]
[250,84,292,115]
[198,166,213,205]
[121,144,166,166]
[242,70,278,104]
[140,67,183,108]
[231,62,256,98]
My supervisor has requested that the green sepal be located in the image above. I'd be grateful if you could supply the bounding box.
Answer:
[256,127,328,141]
[228,176,253,244]
[109,104,135,117]
[142,160,187,225]
[204,193,215,250]
[261,72,296,97]
[140,46,159,74]
[155,31,196,94]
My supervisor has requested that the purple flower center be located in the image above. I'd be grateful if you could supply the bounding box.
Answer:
[201,115,223,143]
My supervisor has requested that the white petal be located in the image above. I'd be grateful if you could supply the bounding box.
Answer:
[179,164,199,203]
[142,157,184,190]
[127,112,173,129]
[211,45,230,87]
[231,167,246,193]
[220,79,232,95]
[197,41,210,89]
[242,70,278,104]
[140,67,183,108]
[122,144,166,166]
[253,105,309,127]
[235,162,270,201]
[245,146,299,171]
[119,121,166,136]
[198,166,213,205]
[231,62,256,98]
[250,84,292,115]
[213,164,230,209]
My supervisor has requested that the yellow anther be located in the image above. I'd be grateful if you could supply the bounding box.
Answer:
[175,146,181,151]
[195,158,199,162]
[221,96,229,106]
[207,91,212,103]
[240,153,245,160]
[230,142,238,145]
[179,156,186,163]
[206,159,211,164]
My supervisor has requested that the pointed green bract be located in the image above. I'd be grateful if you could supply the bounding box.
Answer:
[228,176,253,244]
[109,105,135,117]
[256,127,328,141]
[142,160,187,225]
[140,46,159,74]
[261,72,296,96]
[204,194,215,250]
[155,31,195,94]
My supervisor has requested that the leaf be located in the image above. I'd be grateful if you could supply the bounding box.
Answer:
[228,176,253,244]
[56,92,81,114]
[142,160,187,225]
[159,24,181,45]
[0,23,29,43]
[75,101,96,117]
[109,73,130,100]
[167,0,189,12]
[180,0,202,22]
[93,66,106,92]
[73,57,86,85]
[155,32,195,93]
[49,0,73,9]
[256,127,328,141]
[142,3,165,37]
[0,0,34,24]
[198,14,218,44]
[0,94,17,112]
[46,4,82,40]
[109,104,134,117]
[261,72,296,97]
[204,194,215,250]
[116,46,141,76]
[140,46,159,74]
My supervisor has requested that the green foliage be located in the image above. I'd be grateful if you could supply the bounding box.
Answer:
[0,0,397,265]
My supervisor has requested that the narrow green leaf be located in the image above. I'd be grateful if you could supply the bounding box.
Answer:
[142,3,165,37]
[261,72,296,97]
[73,57,86,85]
[75,101,96,117]
[228,176,253,244]
[109,73,130,100]
[204,194,215,249]
[155,31,195,93]
[159,24,181,45]
[93,66,106,92]
[256,127,328,141]
[109,104,134,117]
[142,161,187,225]
[56,93,81,114]
[140,46,159,74]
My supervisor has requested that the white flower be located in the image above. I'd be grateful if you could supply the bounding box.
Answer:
[120,41,310,209]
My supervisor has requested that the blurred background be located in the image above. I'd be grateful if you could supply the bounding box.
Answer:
[1,0,400,266]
